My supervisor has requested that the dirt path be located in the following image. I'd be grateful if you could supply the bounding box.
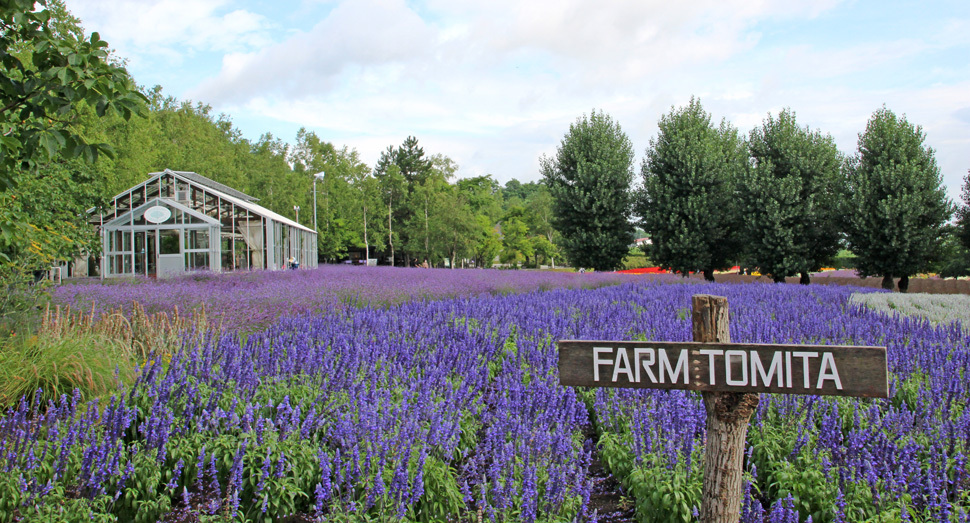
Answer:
[583,425,636,522]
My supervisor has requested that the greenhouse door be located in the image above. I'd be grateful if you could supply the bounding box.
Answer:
[134,230,157,277]
[156,229,184,278]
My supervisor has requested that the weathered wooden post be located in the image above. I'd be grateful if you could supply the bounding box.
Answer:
[557,293,888,521]
[693,294,759,522]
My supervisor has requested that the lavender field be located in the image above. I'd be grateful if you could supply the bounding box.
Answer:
[2,269,969,522]
[49,266,643,332]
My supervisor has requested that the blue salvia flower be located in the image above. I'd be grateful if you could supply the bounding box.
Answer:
[409,446,426,505]
[166,458,185,491]
[274,449,286,479]
[195,445,207,485]
[228,441,247,513]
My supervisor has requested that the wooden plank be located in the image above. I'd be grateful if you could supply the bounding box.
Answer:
[558,340,888,398]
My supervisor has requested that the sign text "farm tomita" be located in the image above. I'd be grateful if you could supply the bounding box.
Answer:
[558,340,888,398]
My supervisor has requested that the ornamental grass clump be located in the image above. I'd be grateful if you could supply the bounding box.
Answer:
[0,302,214,410]
[0,326,130,409]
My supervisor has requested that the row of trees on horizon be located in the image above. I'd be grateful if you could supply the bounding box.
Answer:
[543,100,970,291]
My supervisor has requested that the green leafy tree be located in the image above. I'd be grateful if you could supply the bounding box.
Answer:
[843,107,953,292]
[374,136,440,265]
[348,170,385,263]
[471,215,502,268]
[522,186,555,239]
[2,158,105,254]
[0,0,146,292]
[500,217,532,268]
[291,129,370,261]
[502,178,544,204]
[957,169,970,252]
[374,162,406,265]
[932,224,970,279]
[933,170,970,278]
[636,98,745,281]
[403,176,447,266]
[430,185,476,268]
[0,0,146,190]
[541,110,635,271]
[531,234,559,268]
[742,109,844,284]
[457,175,503,222]
[396,136,433,185]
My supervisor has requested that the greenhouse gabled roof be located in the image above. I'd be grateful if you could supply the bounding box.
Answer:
[104,197,222,228]
[93,169,316,235]
[156,169,258,203]
[205,181,316,234]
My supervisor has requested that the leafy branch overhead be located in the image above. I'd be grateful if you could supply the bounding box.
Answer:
[0,0,148,190]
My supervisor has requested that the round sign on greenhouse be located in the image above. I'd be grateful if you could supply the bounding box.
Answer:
[144,205,172,224]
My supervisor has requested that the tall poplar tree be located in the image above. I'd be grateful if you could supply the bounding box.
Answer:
[957,169,970,252]
[636,98,745,281]
[844,107,952,292]
[742,109,843,284]
[541,110,634,271]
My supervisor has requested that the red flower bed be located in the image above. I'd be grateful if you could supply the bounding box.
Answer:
[616,267,668,274]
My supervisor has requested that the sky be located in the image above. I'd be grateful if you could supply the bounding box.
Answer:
[68,0,970,200]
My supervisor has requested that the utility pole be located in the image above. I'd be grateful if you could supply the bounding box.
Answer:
[312,171,325,231]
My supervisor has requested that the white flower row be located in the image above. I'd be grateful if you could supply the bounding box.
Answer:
[849,292,970,330]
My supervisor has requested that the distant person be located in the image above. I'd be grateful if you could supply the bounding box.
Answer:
[421,259,430,269]
[288,257,299,270]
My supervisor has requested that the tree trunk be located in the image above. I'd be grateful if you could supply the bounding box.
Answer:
[772,274,786,283]
[692,295,759,523]
[388,200,394,266]
[881,274,895,290]
[898,274,909,293]
[703,268,715,282]
[799,272,810,285]
[423,197,430,262]
[362,204,369,265]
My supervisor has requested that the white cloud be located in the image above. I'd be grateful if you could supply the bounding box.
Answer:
[191,0,434,103]
[69,0,272,64]
[193,0,847,107]
[69,0,969,197]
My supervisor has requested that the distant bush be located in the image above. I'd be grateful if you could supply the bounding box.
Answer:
[831,251,857,270]
[622,252,651,270]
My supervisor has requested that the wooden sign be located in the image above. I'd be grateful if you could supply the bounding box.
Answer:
[558,340,888,398]
[558,294,891,523]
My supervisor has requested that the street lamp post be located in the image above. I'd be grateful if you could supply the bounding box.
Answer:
[312,171,325,231]
[294,205,300,223]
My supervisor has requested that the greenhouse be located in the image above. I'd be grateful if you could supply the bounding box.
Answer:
[93,169,316,278]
